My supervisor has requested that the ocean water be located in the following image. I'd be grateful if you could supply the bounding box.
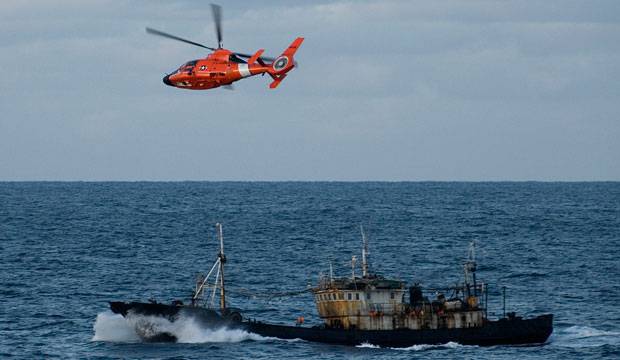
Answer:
[1,182,619,359]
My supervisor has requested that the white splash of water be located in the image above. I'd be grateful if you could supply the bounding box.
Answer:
[155,316,269,344]
[391,341,464,351]
[563,325,620,338]
[356,341,465,351]
[551,325,620,348]
[92,311,140,342]
[356,342,380,348]
[91,311,272,344]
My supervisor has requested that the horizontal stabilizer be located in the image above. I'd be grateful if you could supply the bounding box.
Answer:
[247,49,264,65]
[269,74,287,89]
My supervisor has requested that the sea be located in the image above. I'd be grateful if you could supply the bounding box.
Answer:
[1,182,619,359]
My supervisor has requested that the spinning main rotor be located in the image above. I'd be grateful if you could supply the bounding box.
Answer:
[146,4,275,63]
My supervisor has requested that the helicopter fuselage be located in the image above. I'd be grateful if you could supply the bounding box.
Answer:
[163,49,271,90]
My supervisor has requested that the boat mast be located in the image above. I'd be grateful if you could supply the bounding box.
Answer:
[216,223,226,313]
[464,241,477,297]
[192,256,221,306]
[360,225,369,278]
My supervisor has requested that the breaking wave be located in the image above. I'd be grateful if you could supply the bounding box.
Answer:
[551,325,620,348]
[92,311,271,344]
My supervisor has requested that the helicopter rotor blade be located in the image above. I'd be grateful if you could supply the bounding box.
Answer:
[146,27,216,51]
[211,3,223,48]
[146,27,275,62]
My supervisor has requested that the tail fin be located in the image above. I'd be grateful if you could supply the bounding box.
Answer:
[268,37,304,89]
[247,49,264,65]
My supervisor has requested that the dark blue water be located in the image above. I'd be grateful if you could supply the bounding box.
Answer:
[1,182,619,359]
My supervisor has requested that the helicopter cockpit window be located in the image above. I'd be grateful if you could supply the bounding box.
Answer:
[229,54,246,64]
[179,60,199,74]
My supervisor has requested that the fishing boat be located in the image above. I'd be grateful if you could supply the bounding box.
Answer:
[109,224,553,346]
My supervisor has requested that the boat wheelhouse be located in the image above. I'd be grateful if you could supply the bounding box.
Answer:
[312,226,486,331]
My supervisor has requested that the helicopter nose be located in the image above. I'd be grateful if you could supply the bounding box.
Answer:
[163,75,172,86]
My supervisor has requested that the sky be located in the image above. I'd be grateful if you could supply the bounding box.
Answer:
[0,0,618,181]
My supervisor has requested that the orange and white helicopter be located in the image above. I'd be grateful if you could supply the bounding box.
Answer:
[147,4,304,90]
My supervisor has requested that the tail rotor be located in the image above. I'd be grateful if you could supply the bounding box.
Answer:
[267,37,304,89]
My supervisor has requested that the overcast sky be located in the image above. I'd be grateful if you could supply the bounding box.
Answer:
[0,0,618,181]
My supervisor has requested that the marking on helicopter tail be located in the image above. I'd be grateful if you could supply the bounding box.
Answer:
[273,56,288,71]
[238,64,251,77]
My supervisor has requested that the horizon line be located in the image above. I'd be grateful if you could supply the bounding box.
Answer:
[1,180,619,183]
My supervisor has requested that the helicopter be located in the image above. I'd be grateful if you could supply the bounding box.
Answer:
[146,4,304,90]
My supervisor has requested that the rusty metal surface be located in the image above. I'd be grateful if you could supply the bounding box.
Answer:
[312,287,484,331]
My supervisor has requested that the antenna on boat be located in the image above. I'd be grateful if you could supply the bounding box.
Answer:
[329,261,334,284]
[468,241,476,264]
[464,241,477,297]
[216,223,226,313]
[351,255,357,280]
[360,225,369,278]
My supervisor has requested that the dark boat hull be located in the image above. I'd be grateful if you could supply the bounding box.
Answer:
[108,301,552,347]
[109,301,227,325]
[246,314,553,347]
